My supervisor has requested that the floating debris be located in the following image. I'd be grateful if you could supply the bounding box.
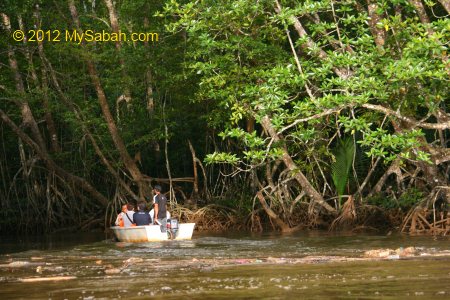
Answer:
[105,268,122,275]
[124,257,143,265]
[0,261,30,268]
[364,247,417,258]
[18,276,76,282]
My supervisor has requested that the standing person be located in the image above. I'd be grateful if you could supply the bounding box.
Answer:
[153,185,168,232]
[149,207,171,224]
[115,203,135,227]
[133,201,151,226]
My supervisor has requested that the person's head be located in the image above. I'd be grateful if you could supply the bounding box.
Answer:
[137,201,147,211]
[121,204,128,212]
[153,185,162,193]
[126,203,134,211]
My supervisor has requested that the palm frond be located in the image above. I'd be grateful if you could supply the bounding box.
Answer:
[331,137,355,201]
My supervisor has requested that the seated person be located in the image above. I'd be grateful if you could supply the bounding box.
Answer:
[133,201,151,226]
[115,203,135,227]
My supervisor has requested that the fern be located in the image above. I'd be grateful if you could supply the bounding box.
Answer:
[331,137,355,205]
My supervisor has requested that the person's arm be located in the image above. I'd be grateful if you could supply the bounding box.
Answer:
[115,212,122,226]
[154,203,159,224]
[149,209,154,223]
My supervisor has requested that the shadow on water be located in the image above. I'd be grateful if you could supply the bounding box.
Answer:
[1,230,449,299]
[0,231,107,255]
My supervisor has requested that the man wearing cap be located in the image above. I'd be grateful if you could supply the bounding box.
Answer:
[152,185,168,232]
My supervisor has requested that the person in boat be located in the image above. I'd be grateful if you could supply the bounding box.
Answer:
[115,203,135,227]
[152,185,168,232]
[133,201,151,226]
[149,208,170,224]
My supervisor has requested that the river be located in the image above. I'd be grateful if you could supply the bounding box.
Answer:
[1,231,449,299]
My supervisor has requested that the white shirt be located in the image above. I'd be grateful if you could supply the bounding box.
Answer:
[149,209,170,223]
[115,211,135,227]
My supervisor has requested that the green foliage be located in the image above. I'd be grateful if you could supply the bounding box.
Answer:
[358,128,431,163]
[162,0,448,172]
[367,189,423,210]
[397,189,424,210]
[1,0,448,232]
[367,194,397,210]
[331,138,355,201]
[205,152,240,165]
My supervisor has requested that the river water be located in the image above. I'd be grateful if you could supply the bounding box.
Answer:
[1,231,450,299]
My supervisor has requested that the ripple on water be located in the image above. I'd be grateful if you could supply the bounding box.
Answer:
[0,232,449,299]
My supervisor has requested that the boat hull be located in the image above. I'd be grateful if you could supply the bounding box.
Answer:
[111,223,195,242]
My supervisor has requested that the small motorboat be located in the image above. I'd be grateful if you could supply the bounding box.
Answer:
[111,222,195,242]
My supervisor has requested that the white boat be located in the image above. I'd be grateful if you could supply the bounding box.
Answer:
[111,223,195,242]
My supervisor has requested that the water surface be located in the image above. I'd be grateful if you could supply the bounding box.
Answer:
[1,231,449,299]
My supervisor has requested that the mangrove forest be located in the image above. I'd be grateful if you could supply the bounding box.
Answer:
[0,0,449,236]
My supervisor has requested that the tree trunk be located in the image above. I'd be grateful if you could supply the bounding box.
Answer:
[369,158,403,197]
[68,0,149,199]
[260,115,336,214]
[409,0,431,24]
[143,17,155,113]
[367,0,386,47]
[39,67,61,153]
[188,140,199,201]
[438,0,450,14]
[0,109,109,207]
[256,191,292,232]
[1,13,47,153]
[103,0,132,111]
[32,9,61,153]
[37,37,140,201]
[20,13,60,153]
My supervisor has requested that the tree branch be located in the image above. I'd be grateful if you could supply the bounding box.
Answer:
[361,103,450,130]
[438,0,450,14]
[256,191,291,232]
[277,107,344,135]
[0,109,109,206]
[273,0,352,79]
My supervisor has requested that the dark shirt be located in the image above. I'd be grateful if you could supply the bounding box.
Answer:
[155,194,167,219]
[133,211,151,226]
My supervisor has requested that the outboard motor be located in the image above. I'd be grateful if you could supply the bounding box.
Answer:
[166,218,179,240]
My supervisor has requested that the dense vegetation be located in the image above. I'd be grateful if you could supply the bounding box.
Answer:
[0,0,448,235]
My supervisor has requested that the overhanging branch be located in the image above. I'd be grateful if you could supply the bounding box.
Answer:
[362,103,450,130]
[277,107,344,135]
